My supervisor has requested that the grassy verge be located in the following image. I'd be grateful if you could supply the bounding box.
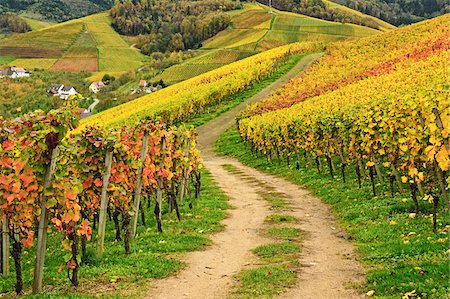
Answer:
[185,53,306,128]
[0,170,229,298]
[216,126,449,299]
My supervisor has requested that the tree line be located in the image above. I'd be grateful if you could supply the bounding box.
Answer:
[0,13,31,33]
[0,0,114,22]
[110,0,241,55]
[256,0,384,30]
[331,0,448,26]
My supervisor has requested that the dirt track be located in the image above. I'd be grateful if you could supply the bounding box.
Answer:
[146,53,364,299]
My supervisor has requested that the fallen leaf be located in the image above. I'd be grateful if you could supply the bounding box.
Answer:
[366,290,375,297]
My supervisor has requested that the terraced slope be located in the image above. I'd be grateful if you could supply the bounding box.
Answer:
[322,0,396,31]
[237,15,449,297]
[240,13,448,118]
[0,13,145,73]
[155,3,383,84]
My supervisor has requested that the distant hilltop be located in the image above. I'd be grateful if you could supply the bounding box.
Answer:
[0,0,114,22]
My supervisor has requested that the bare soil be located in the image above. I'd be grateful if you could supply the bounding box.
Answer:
[145,53,364,299]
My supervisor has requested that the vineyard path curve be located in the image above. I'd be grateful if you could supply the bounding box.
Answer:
[145,52,365,299]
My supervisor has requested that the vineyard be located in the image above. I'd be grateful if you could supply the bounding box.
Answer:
[0,13,145,73]
[0,42,319,296]
[1,5,448,298]
[79,42,324,131]
[233,16,449,297]
[0,99,203,295]
[238,14,449,225]
[240,15,448,119]
[155,3,382,85]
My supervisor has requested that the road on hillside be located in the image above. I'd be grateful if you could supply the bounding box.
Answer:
[146,53,365,299]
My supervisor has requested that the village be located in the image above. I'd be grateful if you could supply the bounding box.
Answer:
[0,65,164,120]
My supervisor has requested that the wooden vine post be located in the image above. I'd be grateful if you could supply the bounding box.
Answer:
[418,110,448,204]
[432,107,449,205]
[155,136,166,233]
[131,133,149,238]
[96,150,113,258]
[433,107,449,150]
[1,218,9,276]
[179,139,191,203]
[32,146,58,294]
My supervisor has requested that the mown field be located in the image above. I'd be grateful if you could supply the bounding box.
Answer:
[0,13,145,73]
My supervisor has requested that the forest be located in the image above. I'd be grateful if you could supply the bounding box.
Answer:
[0,0,114,22]
[110,0,240,55]
[332,0,448,25]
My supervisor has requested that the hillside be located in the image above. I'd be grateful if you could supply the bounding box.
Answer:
[240,13,448,118]
[322,0,396,31]
[255,0,396,30]
[0,13,145,73]
[237,14,449,298]
[0,0,114,22]
[154,3,382,84]
[330,0,448,26]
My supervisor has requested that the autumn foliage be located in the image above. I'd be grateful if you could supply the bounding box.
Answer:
[0,99,201,293]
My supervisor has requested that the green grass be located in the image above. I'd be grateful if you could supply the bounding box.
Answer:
[253,242,300,259]
[98,48,144,72]
[155,49,254,84]
[258,191,289,209]
[322,0,396,32]
[267,227,301,239]
[216,126,449,298]
[232,265,297,298]
[0,57,15,66]
[0,21,83,49]
[266,214,296,223]
[0,170,229,298]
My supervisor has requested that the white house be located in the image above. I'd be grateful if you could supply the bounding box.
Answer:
[47,84,64,95]
[89,81,105,94]
[59,86,76,100]
[47,84,77,99]
[0,67,30,78]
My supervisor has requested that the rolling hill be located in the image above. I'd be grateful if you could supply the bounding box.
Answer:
[154,3,384,84]
[0,2,389,80]
[0,12,145,74]
[0,0,114,22]
[236,14,449,298]
[329,0,448,26]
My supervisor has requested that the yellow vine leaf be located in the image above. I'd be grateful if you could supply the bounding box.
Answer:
[436,147,449,171]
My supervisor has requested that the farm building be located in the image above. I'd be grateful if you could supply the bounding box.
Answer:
[139,80,147,88]
[0,67,30,78]
[60,86,77,99]
[47,84,77,99]
[47,84,64,95]
[89,81,106,94]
